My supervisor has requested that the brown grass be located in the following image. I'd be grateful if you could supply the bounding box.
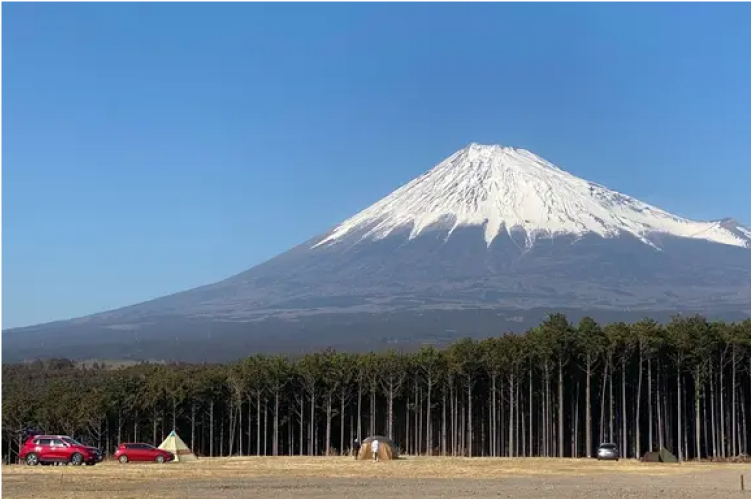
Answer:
[3,457,748,499]
[2,455,745,480]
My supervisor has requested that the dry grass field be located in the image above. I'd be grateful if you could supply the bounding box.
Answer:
[3,457,750,499]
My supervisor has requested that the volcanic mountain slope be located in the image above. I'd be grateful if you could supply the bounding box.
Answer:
[4,143,751,362]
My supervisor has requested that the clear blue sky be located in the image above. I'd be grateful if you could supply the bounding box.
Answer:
[4,3,751,329]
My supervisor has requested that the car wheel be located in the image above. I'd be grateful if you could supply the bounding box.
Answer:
[25,453,39,466]
[155,455,165,463]
[119,455,129,463]
[70,453,84,466]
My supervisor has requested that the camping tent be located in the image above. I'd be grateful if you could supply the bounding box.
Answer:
[356,435,399,461]
[641,447,678,463]
[158,430,198,462]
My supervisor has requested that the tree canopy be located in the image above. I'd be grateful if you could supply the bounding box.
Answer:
[2,314,750,463]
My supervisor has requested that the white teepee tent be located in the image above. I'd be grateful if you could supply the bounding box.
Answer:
[158,430,198,462]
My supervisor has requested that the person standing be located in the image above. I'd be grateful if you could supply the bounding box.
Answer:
[352,439,361,459]
[371,439,380,462]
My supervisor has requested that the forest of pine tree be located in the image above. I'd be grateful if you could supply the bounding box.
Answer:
[2,314,750,463]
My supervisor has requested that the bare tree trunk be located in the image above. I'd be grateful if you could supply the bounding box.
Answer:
[458,390,463,456]
[117,412,123,448]
[239,401,243,455]
[227,401,235,456]
[369,383,376,436]
[500,379,505,455]
[273,391,280,456]
[509,374,515,457]
[586,357,593,457]
[480,405,485,457]
[609,366,614,443]
[251,394,261,456]
[648,359,653,451]
[426,378,432,455]
[683,386,688,460]
[710,367,717,459]
[263,400,268,456]
[339,390,346,457]
[308,388,316,456]
[152,408,158,447]
[134,412,139,443]
[558,360,564,458]
[742,382,749,455]
[516,380,521,457]
[190,403,196,455]
[387,384,395,441]
[209,402,214,457]
[677,364,683,461]
[219,416,224,457]
[357,380,362,442]
[467,379,474,457]
[529,365,533,457]
[349,408,354,456]
[636,350,643,457]
[719,355,726,458]
[621,358,627,458]
[417,385,422,456]
[695,377,702,460]
[441,390,447,456]
[600,362,609,446]
[257,393,262,456]
[490,375,496,457]
[703,387,709,459]
[406,396,411,455]
[573,380,579,457]
[325,394,333,456]
[290,405,295,455]
[523,386,530,457]
[490,389,496,457]
[731,353,737,456]
[657,363,663,448]
[298,395,304,456]
[450,380,457,456]
[545,365,551,457]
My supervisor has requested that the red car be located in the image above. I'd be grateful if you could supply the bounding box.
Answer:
[114,443,174,463]
[20,435,100,466]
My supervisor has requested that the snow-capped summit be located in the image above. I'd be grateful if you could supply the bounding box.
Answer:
[315,143,750,250]
[5,141,751,363]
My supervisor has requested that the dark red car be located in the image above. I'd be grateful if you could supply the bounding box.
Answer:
[20,435,100,466]
[113,443,174,463]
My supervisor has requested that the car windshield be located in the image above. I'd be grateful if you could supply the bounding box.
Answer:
[599,443,616,449]
[62,437,84,446]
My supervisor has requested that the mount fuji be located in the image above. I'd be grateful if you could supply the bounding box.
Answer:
[5,143,751,362]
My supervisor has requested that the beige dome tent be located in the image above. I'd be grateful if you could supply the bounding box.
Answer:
[158,430,198,462]
[641,447,678,463]
[356,435,399,461]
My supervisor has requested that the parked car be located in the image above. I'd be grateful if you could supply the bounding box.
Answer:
[113,443,174,463]
[60,436,104,463]
[596,442,619,461]
[20,434,100,466]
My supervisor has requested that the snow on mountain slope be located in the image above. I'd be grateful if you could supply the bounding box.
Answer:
[712,217,751,242]
[314,143,750,250]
